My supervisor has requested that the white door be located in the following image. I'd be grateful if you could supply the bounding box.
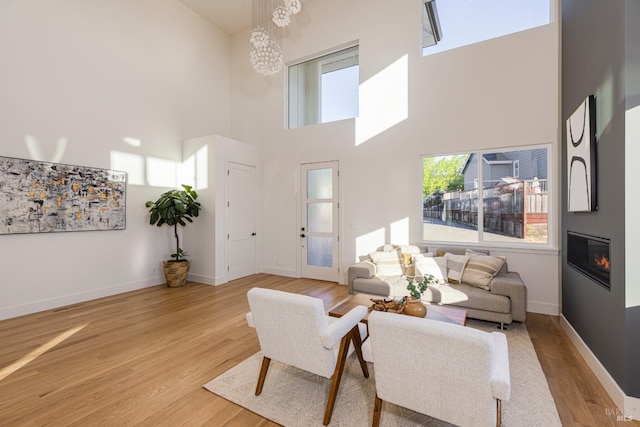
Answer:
[226,162,257,281]
[300,161,339,282]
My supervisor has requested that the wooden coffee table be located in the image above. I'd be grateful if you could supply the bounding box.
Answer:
[329,293,467,326]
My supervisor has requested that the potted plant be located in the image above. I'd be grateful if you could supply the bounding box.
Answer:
[403,275,436,317]
[145,184,201,287]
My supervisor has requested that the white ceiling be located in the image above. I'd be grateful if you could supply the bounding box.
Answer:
[179,0,253,35]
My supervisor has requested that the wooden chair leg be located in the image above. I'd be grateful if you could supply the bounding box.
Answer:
[496,399,502,427]
[323,332,352,425]
[372,394,383,427]
[351,326,369,378]
[255,357,271,396]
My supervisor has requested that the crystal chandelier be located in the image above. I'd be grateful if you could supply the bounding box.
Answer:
[250,0,302,76]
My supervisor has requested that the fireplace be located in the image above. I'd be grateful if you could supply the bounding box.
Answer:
[567,231,610,290]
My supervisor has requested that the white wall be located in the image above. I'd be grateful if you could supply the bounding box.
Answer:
[231,0,562,314]
[0,0,231,319]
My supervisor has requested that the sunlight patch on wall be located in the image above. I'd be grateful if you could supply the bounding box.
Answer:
[179,145,209,191]
[355,55,408,146]
[110,151,145,185]
[112,141,209,189]
[195,145,209,190]
[626,105,640,308]
[24,135,68,163]
[355,227,386,262]
[122,137,142,148]
[390,217,410,245]
[596,69,615,137]
[147,157,177,188]
[179,154,195,189]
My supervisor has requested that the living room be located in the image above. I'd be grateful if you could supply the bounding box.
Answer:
[0,0,639,425]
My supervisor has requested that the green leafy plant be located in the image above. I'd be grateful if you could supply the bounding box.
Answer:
[145,184,201,261]
[406,275,436,299]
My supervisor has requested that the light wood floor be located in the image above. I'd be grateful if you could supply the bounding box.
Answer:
[0,274,637,426]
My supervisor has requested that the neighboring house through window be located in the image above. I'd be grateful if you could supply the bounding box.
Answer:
[421,146,550,246]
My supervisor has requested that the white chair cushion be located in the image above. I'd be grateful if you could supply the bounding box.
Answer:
[247,288,367,379]
[367,311,510,426]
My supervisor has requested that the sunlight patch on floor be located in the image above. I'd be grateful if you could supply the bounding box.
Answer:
[0,323,88,382]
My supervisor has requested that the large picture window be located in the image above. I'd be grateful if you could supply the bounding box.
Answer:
[421,146,550,246]
[288,45,359,129]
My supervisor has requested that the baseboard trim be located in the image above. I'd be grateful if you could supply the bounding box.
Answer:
[261,267,298,278]
[560,315,640,421]
[0,278,164,321]
[187,273,224,286]
[527,300,560,316]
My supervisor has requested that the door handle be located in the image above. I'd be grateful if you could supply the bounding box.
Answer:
[300,233,306,238]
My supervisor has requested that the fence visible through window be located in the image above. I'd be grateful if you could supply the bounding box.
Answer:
[423,179,548,243]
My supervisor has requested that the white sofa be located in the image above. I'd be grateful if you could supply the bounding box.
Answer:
[347,245,527,327]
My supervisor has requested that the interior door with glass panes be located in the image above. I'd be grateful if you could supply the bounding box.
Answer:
[300,162,339,282]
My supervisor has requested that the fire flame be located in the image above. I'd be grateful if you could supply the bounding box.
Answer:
[594,254,610,271]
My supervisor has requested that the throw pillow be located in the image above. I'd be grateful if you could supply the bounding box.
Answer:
[414,256,447,283]
[370,250,404,276]
[465,248,508,274]
[401,253,415,276]
[443,253,469,284]
[401,253,413,266]
[462,250,506,290]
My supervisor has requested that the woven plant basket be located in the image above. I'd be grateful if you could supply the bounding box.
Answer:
[163,260,191,288]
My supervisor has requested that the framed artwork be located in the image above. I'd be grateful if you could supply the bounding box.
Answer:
[566,95,597,212]
[0,156,127,235]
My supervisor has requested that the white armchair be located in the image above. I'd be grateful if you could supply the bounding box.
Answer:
[246,287,369,426]
[365,311,511,427]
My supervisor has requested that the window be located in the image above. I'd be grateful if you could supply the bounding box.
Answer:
[513,160,520,178]
[288,45,359,129]
[422,0,552,56]
[421,146,550,245]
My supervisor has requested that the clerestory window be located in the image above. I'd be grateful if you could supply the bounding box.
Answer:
[288,45,359,129]
[422,0,552,55]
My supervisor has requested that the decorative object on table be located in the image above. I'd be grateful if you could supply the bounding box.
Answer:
[145,184,201,287]
[0,156,126,235]
[566,94,597,212]
[403,275,436,317]
[369,298,405,313]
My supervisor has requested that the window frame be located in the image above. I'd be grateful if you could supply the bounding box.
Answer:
[287,44,359,129]
[420,0,554,57]
[419,143,555,250]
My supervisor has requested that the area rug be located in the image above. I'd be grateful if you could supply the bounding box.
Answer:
[203,320,561,426]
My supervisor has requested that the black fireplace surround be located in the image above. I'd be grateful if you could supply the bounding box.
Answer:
[567,231,611,290]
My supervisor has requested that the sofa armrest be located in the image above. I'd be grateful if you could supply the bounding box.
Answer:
[348,260,376,293]
[490,272,527,322]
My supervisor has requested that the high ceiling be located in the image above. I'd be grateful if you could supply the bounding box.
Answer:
[179,0,253,35]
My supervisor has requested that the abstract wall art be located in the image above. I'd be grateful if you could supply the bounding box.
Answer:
[566,95,597,212]
[0,156,127,235]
